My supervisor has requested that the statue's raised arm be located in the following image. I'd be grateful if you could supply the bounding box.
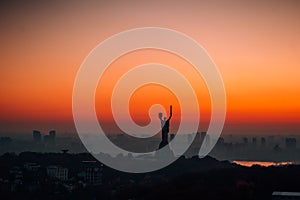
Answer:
[168,105,172,120]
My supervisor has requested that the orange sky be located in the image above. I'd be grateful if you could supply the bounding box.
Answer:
[0,0,299,135]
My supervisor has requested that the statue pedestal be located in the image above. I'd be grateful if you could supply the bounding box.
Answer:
[155,141,174,159]
[158,140,168,149]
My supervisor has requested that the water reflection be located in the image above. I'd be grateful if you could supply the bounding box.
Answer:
[232,161,296,167]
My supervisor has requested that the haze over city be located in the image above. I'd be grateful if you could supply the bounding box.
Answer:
[1,1,300,199]
[1,0,300,137]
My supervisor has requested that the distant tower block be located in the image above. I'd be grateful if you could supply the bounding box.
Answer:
[49,130,56,139]
[45,130,56,146]
[33,130,41,143]
[261,137,266,146]
[285,138,296,149]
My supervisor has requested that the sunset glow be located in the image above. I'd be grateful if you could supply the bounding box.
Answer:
[0,0,299,135]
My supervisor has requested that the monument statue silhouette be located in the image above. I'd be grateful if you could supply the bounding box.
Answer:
[158,105,172,149]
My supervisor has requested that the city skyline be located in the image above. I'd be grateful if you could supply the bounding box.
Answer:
[1,1,300,199]
[0,0,300,136]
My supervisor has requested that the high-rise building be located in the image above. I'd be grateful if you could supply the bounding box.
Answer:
[201,131,207,138]
[285,138,296,150]
[49,130,56,140]
[217,137,225,145]
[261,137,266,147]
[44,135,50,143]
[200,132,206,145]
[44,130,56,147]
[204,134,211,148]
[243,137,248,145]
[195,132,201,145]
[187,133,193,143]
[32,130,41,143]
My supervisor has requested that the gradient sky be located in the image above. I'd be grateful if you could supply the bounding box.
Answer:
[0,0,299,136]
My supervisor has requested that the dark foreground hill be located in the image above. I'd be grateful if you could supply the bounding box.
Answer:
[0,152,299,200]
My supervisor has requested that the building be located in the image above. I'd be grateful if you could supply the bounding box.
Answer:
[217,137,225,145]
[24,163,40,172]
[201,131,207,139]
[32,130,41,143]
[46,166,68,181]
[81,161,103,185]
[44,135,50,143]
[285,138,297,149]
[261,137,266,146]
[204,133,211,148]
[195,132,202,145]
[44,130,56,147]
[187,133,193,143]
[243,137,248,144]
[0,137,12,145]
[9,166,23,192]
[49,130,56,139]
